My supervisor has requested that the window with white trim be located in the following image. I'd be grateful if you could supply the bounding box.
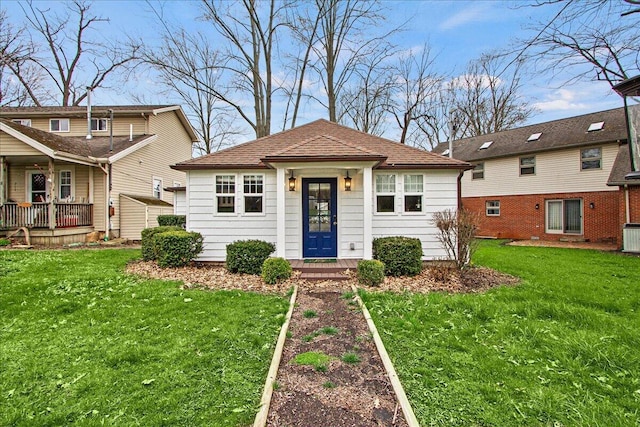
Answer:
[153,177,162,199]
[404,174,423,212]
[91,118,108,131]
[59,170,72,200]
[520,156,535,175]
[375,174,395,213]
[581,147,601,170]
[546,199,582,234]
[486,200,500,216]
[50,118,70,132]
[215,175,235,213]
[472,163,484,180]
[243,174,264,213]
[12,119,31,127]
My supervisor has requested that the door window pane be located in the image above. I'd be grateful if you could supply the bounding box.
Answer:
[547,201,562,232]
[31,173,46,202]
[307,182,332,233]
[564,200,582,233]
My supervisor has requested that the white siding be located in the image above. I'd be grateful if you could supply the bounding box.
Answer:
[462,143,619,198]
[173,191,186,215]
[372,170,459,260]
[188,169,278,262]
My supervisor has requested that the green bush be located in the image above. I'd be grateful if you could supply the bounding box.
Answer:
[153,230,203,268]
[357,259,385,286]
[141,226,183,261]
[0,238,11,246]
[372,236,423,277]
[226,240,275,275]
[157,215,186,228]
[261,257,293,285]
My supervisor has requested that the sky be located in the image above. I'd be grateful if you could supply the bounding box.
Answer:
[2,0,627,137]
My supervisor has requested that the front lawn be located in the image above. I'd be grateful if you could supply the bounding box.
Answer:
[362,241,640,426]
[0,249,288,426]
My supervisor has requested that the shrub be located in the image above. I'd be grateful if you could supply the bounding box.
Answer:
[429,259,457,282]
[261,257,293,284]
[357,259,385,286]
[372,236,422,277]
[140,226,183,261]
[432,209,479,269]
[226,240,275,275]
[0,238,10,246]
[153,230,203,268]
[157,215,186,228]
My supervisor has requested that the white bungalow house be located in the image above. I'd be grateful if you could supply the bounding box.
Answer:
[172,119,470,261]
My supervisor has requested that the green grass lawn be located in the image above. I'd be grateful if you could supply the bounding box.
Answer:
[362,241,640,426]
[0,249,288,426]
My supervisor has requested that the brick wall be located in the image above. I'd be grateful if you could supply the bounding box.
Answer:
[629,186,640,223]
[462,191,622,244]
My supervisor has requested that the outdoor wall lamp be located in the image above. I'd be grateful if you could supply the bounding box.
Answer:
[589,202,595,209]
[344,170,352,191]
[288,170,296,191]
[535,203,540,210]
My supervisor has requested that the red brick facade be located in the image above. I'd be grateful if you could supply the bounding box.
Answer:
[462,191,623,245]
[629,186,640,223]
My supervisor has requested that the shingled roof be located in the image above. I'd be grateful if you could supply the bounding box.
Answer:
[1,118,153,160]
[173,119,469,171]
[607,144,640,186]
[0,105,174,117]
[433,107,627,162]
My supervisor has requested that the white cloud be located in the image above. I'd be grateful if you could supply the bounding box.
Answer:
[438,3,494,31]
[532,88,589,112]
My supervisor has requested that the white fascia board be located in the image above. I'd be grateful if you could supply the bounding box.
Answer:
[1,122,55,157]
[108,135,158,163]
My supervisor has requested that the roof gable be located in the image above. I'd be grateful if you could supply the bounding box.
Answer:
[174,119,469,170]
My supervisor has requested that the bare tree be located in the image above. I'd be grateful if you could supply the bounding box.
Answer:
[452,53,536,138]
[8,1,140,106]
[310,0,396,123]
[201,0,293,138]
[521,0,640,88]
[339,46,396,136]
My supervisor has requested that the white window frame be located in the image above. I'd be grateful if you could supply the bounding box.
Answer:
[152,176,163,199]
[50,118,70,132]
[545,199,583,235]
[486,200,500,216]
[519,156,536,176]
[472,163,484,180]
[242,174,265,215]
[59,170,73,201]
[374,174,396,214]
[403,174,424,214]
[580,147,602,170]
[215,174,236,215]
[12,119,32,127]
[91,118,109,132]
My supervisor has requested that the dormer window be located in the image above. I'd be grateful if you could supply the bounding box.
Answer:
[479,141,493,150]
[91,118,108,131]
[587,121,604,132]
[527,132,542,142]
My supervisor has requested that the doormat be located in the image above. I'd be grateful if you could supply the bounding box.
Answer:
[304,259,337,263]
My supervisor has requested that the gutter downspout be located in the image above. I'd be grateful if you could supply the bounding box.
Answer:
[457,170,464,211]
[625,185,631,223]
[86,87,92,140]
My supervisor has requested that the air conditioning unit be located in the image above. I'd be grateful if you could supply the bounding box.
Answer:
[623,223,640,253]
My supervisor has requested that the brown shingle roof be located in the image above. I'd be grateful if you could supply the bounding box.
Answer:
[173,119,469,170]
[0,105,174,117]
[607,144,640,186]
[1,118,152,159]
[434,108,627,162]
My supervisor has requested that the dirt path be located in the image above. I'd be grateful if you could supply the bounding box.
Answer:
[266,287,408,427]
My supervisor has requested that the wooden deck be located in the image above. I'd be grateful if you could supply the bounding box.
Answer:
[290,259,359,281]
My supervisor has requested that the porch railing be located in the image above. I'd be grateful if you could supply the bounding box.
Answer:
[0,203,93,230]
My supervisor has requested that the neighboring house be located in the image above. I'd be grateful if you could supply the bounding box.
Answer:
[172,119,470,262]
[433,107,640,249]
[0,105,197,243]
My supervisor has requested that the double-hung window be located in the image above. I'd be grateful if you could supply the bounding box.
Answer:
[404,174,423,212]
[243,174,263,214]
[581,147,601,170]
[216,175,235,213]
[375,174,395,213]
[50,118,70,132]
[472,163,484,180]
[152,177,163,199]
[59,170,72,199]
[520,156,535,175]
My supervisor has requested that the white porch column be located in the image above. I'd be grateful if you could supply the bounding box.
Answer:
[48,157,56,230]
[276,167,286,258]
[0,156,6,205]
[363,166,373,259]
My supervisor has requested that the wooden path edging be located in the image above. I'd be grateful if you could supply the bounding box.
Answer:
[253,285,298,427]
[351,285,421,427]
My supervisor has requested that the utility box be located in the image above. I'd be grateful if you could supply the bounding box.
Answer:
[623,223,640,253]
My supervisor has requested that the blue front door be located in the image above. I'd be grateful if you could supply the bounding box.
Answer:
[302,178,337,258]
